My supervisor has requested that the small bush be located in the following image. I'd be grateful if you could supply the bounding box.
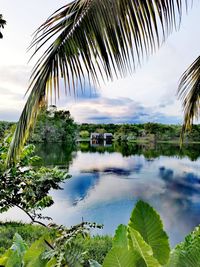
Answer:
[0,222,49,254]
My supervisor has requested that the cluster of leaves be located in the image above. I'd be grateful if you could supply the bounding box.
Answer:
[0,121,15,140]
[0,222,49,255]
[0,222,103,267]
[91,201,200,267]
[167,226,200,267]
[0,131,69,224]
[0,222,112,265]
[1,201,200,266]
[29,106,77,144]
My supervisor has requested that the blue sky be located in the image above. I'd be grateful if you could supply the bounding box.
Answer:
[0,0,200,124]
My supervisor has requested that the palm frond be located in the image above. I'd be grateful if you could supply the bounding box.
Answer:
[178,56,200,142]
[0,14,6,39]
[7,0,189,165]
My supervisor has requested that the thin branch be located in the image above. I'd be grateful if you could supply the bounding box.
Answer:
[11,202,47,227]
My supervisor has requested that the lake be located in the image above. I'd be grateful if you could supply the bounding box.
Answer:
[1,142,200,247]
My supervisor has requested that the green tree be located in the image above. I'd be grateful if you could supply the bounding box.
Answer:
[0,14,6,39]
[79,130,90,139]
[29,107,77,143]
[7,1,197,165]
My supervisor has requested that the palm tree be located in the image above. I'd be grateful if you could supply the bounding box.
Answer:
[0,14,6,39]
[7,0,195,165]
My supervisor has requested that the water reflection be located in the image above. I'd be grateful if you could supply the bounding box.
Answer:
[2,142,200,248]
[36,142,200,247]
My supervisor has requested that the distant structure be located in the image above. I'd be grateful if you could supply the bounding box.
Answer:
[90,133,113,145]
[48,105,57,117]
[103,133,113,142]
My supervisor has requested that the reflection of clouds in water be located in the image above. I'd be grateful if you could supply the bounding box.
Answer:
[74,174,165,209]
[58,173,100,206]
[1,151,200,247]
[159,166,200,198]
[69,151,142,174]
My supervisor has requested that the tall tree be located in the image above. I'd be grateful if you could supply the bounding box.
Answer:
[7,0,194,165]
[0,14,6,39]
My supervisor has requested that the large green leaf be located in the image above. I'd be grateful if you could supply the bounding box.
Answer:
[103,247,138,267]
[113,224,128,248]
[0,233,28,267]
[129,200,170,265]
[4,251,21,267]
[23,237,48,267]
[167,226,200,267]
[46,257,57,267]
[11,233,28,255]
[0,249,14,266]
[128,228,161,267]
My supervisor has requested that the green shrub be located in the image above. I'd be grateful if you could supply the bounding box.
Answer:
[0,222,49,255]
[82,235,112,266]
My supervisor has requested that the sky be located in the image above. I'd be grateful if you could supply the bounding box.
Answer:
[0,0,200,124]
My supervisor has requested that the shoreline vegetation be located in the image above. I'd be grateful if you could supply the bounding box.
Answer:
[1,202,200,266]
[1,108,200,145]
[77,138,200,144]
[0,222,112,265]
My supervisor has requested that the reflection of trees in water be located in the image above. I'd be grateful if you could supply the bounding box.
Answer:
[35,143,77,169]
[78,141,200,161]
[35,142,200,169]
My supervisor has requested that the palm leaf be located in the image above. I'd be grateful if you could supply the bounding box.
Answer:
[178,56,200,142]
[7,0,189,164]
[0,14,6,39]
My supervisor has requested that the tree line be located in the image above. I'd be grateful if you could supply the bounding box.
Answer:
[1,117,200,144]
[79,122,200,143]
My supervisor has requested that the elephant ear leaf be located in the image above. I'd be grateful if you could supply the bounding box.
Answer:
[103,247,138,267]
[0,233,28,267]
[23,237,48,267]
[129,200,170,265]
[113,224,128,248]
[167,226,200,267]
[128,228,161,267]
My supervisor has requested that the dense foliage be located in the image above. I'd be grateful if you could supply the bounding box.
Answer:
[1,201,200,266]
[1,120,200,146]
[29,106,77,143]
[0,130,69,224]
[0,223,112,265]
[0,121,14,140]
[93,201,200,266]
[79,123,200,143]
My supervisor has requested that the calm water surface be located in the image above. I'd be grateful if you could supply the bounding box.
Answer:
[2,142,200,247]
